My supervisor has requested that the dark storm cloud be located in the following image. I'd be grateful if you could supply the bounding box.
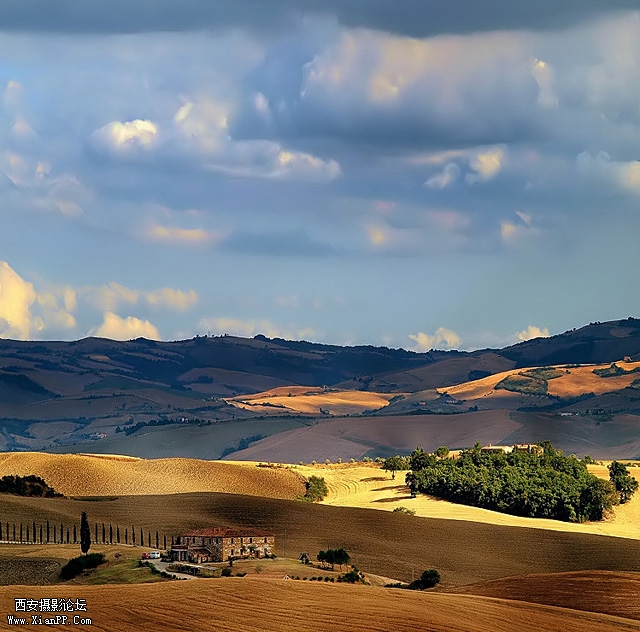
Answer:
[0,0,635,36]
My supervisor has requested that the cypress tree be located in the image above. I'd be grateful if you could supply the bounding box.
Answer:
[46,520,50,544]
[32,521,36,543]
[80,512,91,555]
[132,526,135,545]
[125,528,128,545]
[102,523,105,544]
[40,524,43,544]
[155,531,159,549]
[26,525,29,543]
[140,528,143,547]
[164,534,166,550]
[73,524,77,544]
[109,523,113,545]
[117,525,120,544]
[53,525,56,543]
[66,528,70,544]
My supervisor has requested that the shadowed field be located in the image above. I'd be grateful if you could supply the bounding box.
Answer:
[452,571,640,621]
[0,579,638,632]
[1,493,640,586]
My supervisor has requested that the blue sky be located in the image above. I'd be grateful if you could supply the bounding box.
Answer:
[0,0,639,350]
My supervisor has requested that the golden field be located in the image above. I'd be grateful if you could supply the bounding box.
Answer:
[299,462,640,540]
[453,571,640,621]
[226,386,397,416]
[0,578,638,632]
[0,453,304,498]
[443,361,640,402]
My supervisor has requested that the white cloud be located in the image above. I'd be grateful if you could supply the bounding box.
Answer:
[0,261,76,340]
[298,28,536,145]
[90,101,342,183]
[409,327,461,350]
[92,311,160,341]
[91,119,159,155]
[517,325,550,341]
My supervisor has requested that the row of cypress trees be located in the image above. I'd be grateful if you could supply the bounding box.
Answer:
[0,514,172,550]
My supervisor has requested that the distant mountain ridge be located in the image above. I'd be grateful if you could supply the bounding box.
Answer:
[0,316,639,458]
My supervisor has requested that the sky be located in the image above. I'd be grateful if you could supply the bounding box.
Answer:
[0,0,639,351]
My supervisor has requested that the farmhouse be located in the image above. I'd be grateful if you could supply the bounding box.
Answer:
[169,528,275,563]
[480,443,543,455]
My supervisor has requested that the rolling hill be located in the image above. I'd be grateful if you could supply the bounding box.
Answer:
[1,317,640,458]
[1,580,637,632]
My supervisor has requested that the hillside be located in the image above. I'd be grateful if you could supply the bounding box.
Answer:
[0,317,640,458]
[1,580,637,632]
[453,571,640,622]
[0,452,304,498]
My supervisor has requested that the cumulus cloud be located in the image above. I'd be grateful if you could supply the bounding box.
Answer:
[92,311,160,341]
[83,282,198,312]
[465,146,507,184]
[517,325,550,341]
[409,327,461,350]
[90,102,341,183]
[199,316,316,340]
[0,261,76,339]
[90,119,159,157]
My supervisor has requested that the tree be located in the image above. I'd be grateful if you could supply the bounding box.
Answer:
[80,512,91,555]
[303,476,328,502]
[608,461,639,503]
[434,446,450,459]
[383,456,406,480]
[409,569,441,590]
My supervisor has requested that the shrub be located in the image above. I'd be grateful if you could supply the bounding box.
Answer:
[221,567,233,577]
[60,553,106,580]
[408,569,441,590]
[300,476,328,502]
[392,506,416,516]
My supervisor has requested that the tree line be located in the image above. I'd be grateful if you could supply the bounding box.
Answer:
[403,441,637,522]
[0,517,173,549]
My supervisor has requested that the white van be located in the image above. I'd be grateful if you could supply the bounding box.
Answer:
[149,551,161,559]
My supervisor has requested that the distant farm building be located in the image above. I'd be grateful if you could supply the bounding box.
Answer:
[169,528,275,563]
[480,443,542,455]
